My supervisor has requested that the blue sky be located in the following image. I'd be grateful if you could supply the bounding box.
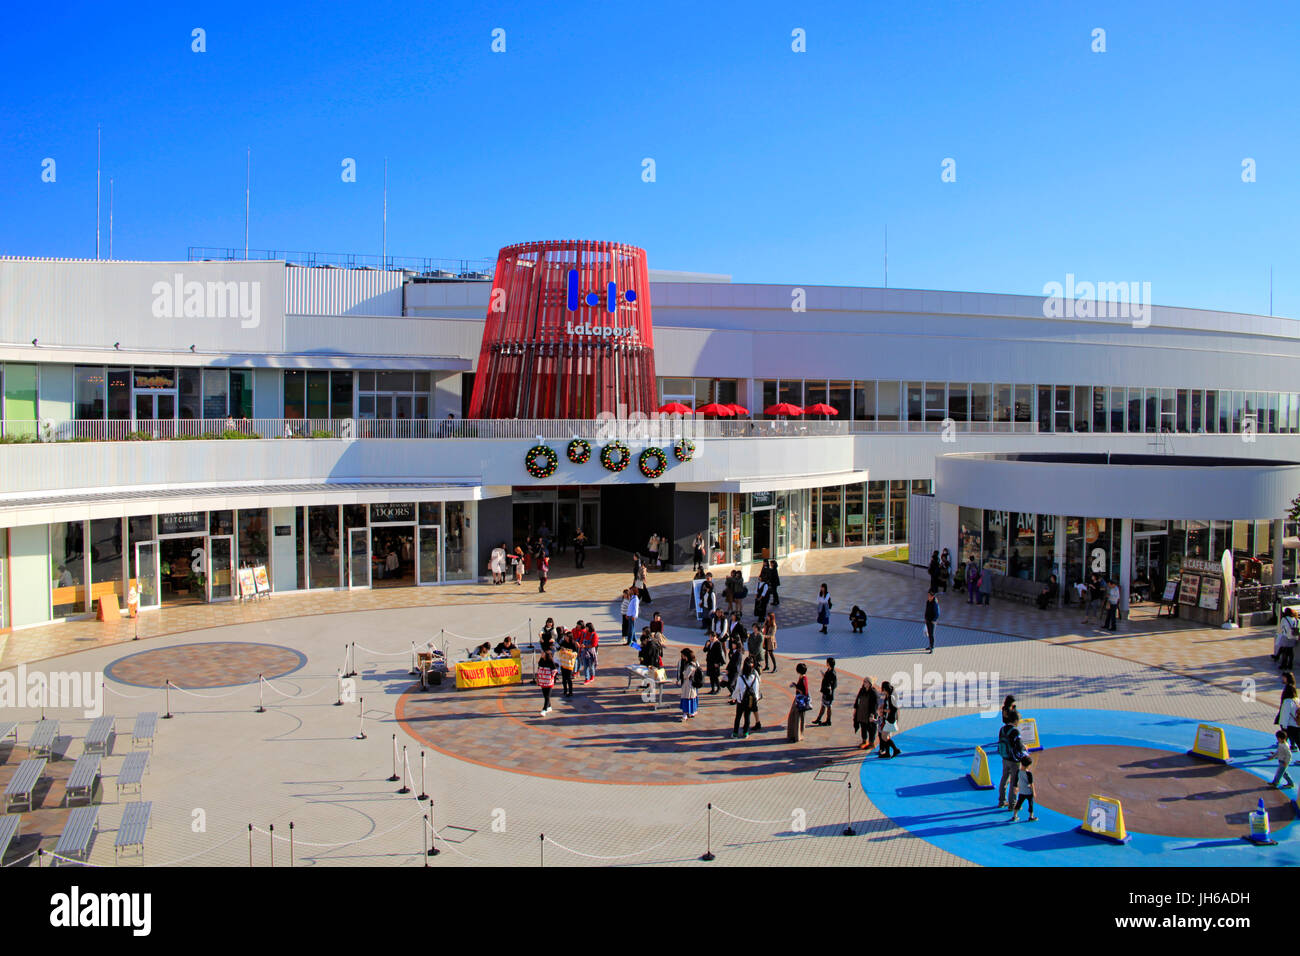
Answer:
[1,0,1297,315]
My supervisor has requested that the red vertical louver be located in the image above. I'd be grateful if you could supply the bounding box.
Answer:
[467,240,656,419]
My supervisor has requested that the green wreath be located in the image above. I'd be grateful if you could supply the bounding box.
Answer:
[674,438,696,462]
[567,438,592,464]
[601,441,630,473]
[524,444,558,479]
[639,446,668,479]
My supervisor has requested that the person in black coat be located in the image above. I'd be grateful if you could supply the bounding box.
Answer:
[768,560,781,606]
[703,633,726,693]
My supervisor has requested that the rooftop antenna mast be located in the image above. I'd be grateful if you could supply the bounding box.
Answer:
[883,224,888,289]
[383,157,388,268]
[95,125,101,259]
[244,148,250,259]
[109,178,114,260]
[1270,266,1274,316]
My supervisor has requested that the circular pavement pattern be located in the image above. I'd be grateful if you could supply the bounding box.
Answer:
[862,708,1300,867]
[105,641,308,689]
[398,641,865,785]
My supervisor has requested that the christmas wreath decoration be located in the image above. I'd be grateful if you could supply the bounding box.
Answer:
[524,444,558,479]
[600,441,630,473]
[639,446,668,479]
[567,438,592,464]
[674,438,696,462]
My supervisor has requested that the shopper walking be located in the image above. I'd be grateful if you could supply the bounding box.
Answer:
[557,629,578,698]
[997,713,1029,808]
[924,589,939,653]
[965,557,980,604]
[788,662,811,741]
[699,574,717,630]
[852,677,879,751]
[1279,685,1300,752]
[762,612,778,673]
[634,557,652,604]
[978,560,994,606]
[730,658,762,738]
[511,546,525,585]
[624,588,641,643]
[489,543,507,585]
[692,532,705,572]
[573,528,587,568]
[647,533,659,570]
[579,623,599,684]
[619,589,631,643]
[536,651,558,716]
[816,583,831,634]
[704,632,725,693]
[1103,579,1121,631]
[928,551,943,593]
[537,553,549,593]
[811,657,837,726]
[768,560,781,606]
[1270,730,1295,789]
[939,548,952,593]
[678,648,701,721]
[877,680,902,757]
[1277,607,1298,670]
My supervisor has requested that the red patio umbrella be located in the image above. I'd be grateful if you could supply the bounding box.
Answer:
[804,402,839,419]
[763,403,804,418]
[657,402,693,415]
[695,403,735,417]
[726,403,750,416]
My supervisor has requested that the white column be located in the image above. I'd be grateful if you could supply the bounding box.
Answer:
[1272,519,1284,585]
[1054,515,1067,607]
[1119,518,1134,614]
[938,502,959,565]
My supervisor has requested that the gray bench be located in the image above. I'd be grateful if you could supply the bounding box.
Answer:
[84,715,114,755]
[4,757,47,813]
[53,805,98,865]
[117,751,149,798]
[115,801,152,861]
[28,719,59,757]
[131,712,157,751]
[0,722,17,745]
[64,754,101,807]
[0,815,19,864]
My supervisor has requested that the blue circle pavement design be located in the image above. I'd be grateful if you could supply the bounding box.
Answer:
[860,708,1300,867]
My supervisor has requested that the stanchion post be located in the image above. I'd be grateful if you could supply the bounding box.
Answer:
[428,799,440,857]
[269,823,275,867]
[289,821,294,867]
[423,814,430,867]
[37,848,43,868]
[248,823,253,867]
[842,782,856,836]
[418,749,429,801]
[334,669,343,706]
[539,833,544,868]
[388,734,400,782]
[256,675,266,713]
[356,696,367,740]
[163,679,173,719]
[410,641,418,677]
[701,803,715,861]
[398,746,411,794]
[101,678,109,718]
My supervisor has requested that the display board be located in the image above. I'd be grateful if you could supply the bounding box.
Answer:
[1198,577,1222,610]
[1081,794,1128,843]
[1178,573,1201,606]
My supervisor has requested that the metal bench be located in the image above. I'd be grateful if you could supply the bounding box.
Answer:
[0,814,19,864]
[131,712,157,751]
[28,719,59,757]
[64,753,101,807]
[83,715,114,755]
[53,806,99,865]
[4,757,47,813]
[0,722,17,745]
[114,801,152,861]
[117,751,149,798]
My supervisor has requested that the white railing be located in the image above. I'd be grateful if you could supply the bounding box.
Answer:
[0,417,856,443]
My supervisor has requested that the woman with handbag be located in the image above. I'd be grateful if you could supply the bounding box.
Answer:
[730,657,762,738]
[852,677,879,751]
[769,560,781,606]
[535,651,558,716]
[556,629,579,698]
[877,680,902,758]
[788,662,811,742]
[704,632,726,694]
[678,648,701,721]
[816,583,832,634]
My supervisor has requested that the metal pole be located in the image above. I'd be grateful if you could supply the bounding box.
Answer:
[398,746,411,794]
[163,679,173,719]
[244,147,250,259]
[701,803,715,861]
[410,641,418,677]
[256,674,266,713]
[289,822,294,867]
[539,833,544,867]
[248,823,253,867]
[334,669,343,706]
[843,782,856,836]
[418,749,428,801]
[95,124,101,259]
[427,799,440,856]
[356,696,366,739]
[388,734,400,782]
[269,824,274,867]
[109,177,114,259]
[423,814,429,866]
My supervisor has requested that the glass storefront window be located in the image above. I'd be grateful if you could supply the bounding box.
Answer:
[1206,390,1218,432]
[209,511,234,536]
[992,384,1011,423]
[1036,386,1052,432]
[889,480,909,544]
[1054,386,1073,433]
[445,501,471,580]
[307,371,330,420]
[308,505,341,588]
[1128,387,1143,433]
[924,382,946,423]
[1074,386,1091,432]
[820,486,842,548]
[90,517,124,601]
[1186,520,1210,561]
[127,515,154,583]
[853,381,874,421]
[1091,386,1106,432]
[52,520,86,616]
[867,481,888,545]
[1009,512,1034,579]
[284,371,305,419]
[203,368,229,419]
[1014,385,1032,424]
[970,383,990,424]
[107,367,131,420]
[906,382,924,424]
[982,510,1008,570]
[877,382,901,424]
[958,507,982,566]
[231,370,253,419]
[1109,386,1124,432]
[75,366,105,420]
[844,484,864,547]
[178,368,201,420]
[331,371,353,419]
[238,509,270,575]
[1190,389,1202,432]
[1033,514,1055,583]
[828,381,851,420]
[951,383,971,423]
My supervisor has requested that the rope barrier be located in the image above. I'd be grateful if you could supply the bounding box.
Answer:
[47,852,101,867]
[250,808,427,849]
[353,640,434,657]
[147,828,249,867]
[103,684,158,699]
[259,676,334,700]
[441,622,531,643]
[3,849,38,867]
[542,809,707,861]
[164,681,251,699]
[712,805,796,827]
[425,816,488,863]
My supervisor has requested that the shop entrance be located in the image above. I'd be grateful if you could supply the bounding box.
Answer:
[158,536,206,606]
[371,525,416,588]
[752,510,772,560]
[513,502,555,546]
[1134,534,1167,598]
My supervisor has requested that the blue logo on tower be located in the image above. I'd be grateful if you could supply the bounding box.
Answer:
[566,269,637,313]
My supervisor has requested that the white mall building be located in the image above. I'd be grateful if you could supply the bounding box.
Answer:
[1,249,1298,631]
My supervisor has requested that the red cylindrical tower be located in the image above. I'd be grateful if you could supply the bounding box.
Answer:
[467,240,656,419]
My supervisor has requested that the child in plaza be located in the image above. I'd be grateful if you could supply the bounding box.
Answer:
[1010,756,1037,821]
[535,651,557,716]
[1270,730,1295,789]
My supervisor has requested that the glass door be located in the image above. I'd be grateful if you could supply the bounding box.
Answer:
[349,528,371,589]
[418,526,441,585]
[134,392,177,437]
[208,536,233,601]
[134,541,160,610]
[580,502,600,547]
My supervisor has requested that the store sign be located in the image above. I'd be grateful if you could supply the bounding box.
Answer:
[1182,557,1220,575]
[158,512,206,536]
[370,503,415,523]
[275,526,292,537]
[751,491,775,510]
[565,269,637,313]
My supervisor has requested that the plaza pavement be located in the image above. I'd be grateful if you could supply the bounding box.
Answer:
[0,548,1289,867]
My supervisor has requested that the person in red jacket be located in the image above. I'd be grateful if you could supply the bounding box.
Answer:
[580,622,600,684]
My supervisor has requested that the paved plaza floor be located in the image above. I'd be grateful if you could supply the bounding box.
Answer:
[0,548,1292,867]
